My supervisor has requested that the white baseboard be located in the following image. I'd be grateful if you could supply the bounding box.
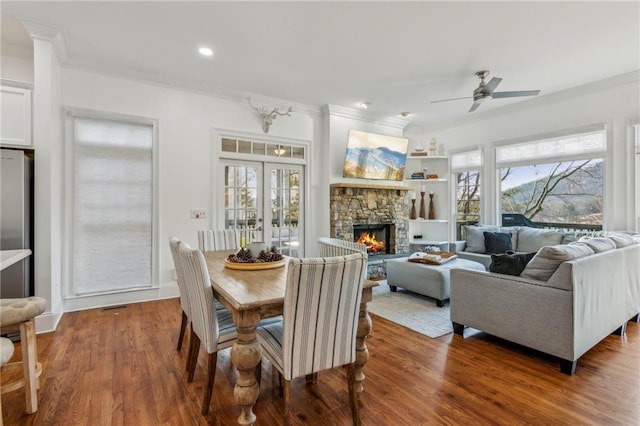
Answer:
[35,311,64,334]
[63,283,180,313]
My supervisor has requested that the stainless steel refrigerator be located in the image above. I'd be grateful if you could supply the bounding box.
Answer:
[1,148,33,298]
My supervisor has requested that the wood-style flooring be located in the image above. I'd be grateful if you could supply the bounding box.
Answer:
[2,298,639,425]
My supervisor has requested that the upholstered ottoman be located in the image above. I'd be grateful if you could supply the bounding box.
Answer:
[385,257,485,307]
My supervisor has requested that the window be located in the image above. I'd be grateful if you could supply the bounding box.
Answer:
[68,113,156,295]
[451,149,482,237]
[496,128,605,230]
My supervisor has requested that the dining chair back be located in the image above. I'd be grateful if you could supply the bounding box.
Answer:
[317,237,367,257]
[257,252,367,425]
[197,229,240,252]
[177,240,237,415]
[169,237,191,352]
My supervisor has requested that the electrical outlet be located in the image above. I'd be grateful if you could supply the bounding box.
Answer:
[191,210,207,219]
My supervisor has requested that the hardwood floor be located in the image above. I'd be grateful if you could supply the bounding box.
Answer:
[2,298,639,425]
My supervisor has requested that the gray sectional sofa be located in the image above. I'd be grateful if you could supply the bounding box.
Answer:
[450,231,640,375]
[451,225,576,269]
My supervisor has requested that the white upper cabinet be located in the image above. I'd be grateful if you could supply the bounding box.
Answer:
[1,85,32,147]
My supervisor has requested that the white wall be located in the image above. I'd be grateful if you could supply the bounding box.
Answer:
[60,69,321,311]
[0,47,34,83]
[406,72,640,231]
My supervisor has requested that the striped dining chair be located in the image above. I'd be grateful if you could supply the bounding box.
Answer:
[197,229,240,252]
[177,240,237,415]
[256,252,368,425]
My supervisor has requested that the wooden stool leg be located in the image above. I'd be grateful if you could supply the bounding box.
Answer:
[20,319,38,414]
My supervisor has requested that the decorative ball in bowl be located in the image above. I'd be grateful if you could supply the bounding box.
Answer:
[226,246,284,264]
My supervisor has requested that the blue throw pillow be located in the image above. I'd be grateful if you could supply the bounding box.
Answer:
[483,231,513,254]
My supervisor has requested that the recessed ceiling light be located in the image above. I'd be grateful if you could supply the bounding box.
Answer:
[400,112,411,117]
[359,102,371,109]
[198,47,213,57]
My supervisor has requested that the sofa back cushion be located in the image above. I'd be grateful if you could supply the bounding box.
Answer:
[464,225,499,253]
[578,237,617,253]
[516,227,564,253]
[483,232,513,254]
[520,244,595,281]
[604,233,636,248]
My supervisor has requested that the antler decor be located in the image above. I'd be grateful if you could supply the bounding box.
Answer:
[247,98,293,134]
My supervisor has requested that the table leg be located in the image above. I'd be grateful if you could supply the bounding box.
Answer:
[354,287,373,396]
[230,310,261,425]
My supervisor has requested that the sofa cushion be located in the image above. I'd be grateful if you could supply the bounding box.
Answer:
[604,233,636,248]
[464,225,499,253]
[579,237,617,253]
[520,244,595,281]
[489,252,536,276]
[516,228,563,253]
[483,232,513,254]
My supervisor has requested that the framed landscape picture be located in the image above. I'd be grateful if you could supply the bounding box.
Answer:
[342,130,409,181]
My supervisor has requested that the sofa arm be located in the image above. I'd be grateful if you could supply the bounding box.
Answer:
[449,241,466,253]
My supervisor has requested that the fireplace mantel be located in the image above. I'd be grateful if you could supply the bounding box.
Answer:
[330,182,412,191]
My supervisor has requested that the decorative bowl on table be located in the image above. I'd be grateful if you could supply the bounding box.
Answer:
[224,247,285,270]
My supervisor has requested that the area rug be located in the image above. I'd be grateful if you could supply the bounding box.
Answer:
[368,281,453,338]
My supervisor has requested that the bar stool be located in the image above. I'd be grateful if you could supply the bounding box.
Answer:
[0,297,47,415]
[1,337,15,426]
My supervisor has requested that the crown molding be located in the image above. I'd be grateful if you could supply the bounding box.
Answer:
[17,18,68,63]
[325,104,409,130]
[62,62,323,116]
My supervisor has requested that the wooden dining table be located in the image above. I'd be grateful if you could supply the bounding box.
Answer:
[204,250,377,425]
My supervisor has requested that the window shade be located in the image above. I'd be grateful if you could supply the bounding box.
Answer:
[451,149,481,171]
[496,130,605,166]
[72,116,153,295]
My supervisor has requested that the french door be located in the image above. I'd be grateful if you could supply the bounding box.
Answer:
[222,160,304,256]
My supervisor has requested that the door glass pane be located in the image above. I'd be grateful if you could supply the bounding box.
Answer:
[223,164,262,242]
[269,167,301,256]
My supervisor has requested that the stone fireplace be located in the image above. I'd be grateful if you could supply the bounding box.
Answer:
[329,183,410,278]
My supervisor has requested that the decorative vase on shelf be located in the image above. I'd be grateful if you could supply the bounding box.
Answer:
[419,191,426,219]
[429,137,438,156]
[428,192,435,220]
[410,198,417,219]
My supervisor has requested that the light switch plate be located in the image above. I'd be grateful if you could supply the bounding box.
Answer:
[191,210,207,219]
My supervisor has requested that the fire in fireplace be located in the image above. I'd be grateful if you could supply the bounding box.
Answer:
[354,224,391,255]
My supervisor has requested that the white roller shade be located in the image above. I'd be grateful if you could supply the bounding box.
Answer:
[72,116,153,295]
[496,129,605,167]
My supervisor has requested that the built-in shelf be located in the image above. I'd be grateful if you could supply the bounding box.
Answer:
[409,219,448,223]
[404,178,448,183]
[407,155,447,160]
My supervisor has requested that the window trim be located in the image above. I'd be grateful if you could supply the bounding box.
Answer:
[63,108,159,299]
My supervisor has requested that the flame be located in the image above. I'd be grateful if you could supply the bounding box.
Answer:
[356,231,385,253]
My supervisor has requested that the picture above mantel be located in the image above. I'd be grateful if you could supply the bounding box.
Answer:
[330,182,412,191]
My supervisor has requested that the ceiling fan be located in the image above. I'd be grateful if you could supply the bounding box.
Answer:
[432,70,541,112]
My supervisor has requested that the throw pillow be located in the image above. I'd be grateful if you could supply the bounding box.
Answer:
[463,225,499,253]
[520,244,595,281]
[489,252,536,276]
[483,232,513,254]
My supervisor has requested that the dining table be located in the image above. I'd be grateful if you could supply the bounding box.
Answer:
[204,250,378,425]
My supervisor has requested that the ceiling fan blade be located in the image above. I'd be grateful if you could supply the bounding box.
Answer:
[469,102,480,112]
[484,77,503,93]
[492,90,541,99]
[431,96,472,104]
